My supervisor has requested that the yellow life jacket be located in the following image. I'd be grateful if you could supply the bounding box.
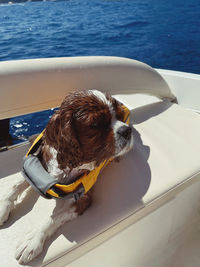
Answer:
[23,104,130,200]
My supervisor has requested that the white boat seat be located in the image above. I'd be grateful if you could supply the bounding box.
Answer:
[0,97,200,267]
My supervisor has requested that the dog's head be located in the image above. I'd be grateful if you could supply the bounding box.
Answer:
[45,90,133,170]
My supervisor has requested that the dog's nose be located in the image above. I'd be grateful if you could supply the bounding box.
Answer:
[117,125,132,140]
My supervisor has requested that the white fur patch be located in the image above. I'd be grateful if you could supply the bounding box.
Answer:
[47,147,64,178]
[46,147,96,184]
[115,133,134,157]
[112,118,134,157]
[78,161,96,171]
[89,90,114,114]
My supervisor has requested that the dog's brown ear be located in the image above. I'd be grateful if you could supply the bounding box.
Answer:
[44,110,83,170]
[44,111,60,148]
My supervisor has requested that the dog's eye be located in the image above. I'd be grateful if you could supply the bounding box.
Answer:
[90,122,99,129]
[90,119,110,131]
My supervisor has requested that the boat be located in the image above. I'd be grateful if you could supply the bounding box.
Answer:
[0,56,200,267]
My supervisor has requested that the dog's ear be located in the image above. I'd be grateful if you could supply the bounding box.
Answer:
[44,110,83,170]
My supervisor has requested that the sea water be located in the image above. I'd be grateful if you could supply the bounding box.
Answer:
[0,0,199,141]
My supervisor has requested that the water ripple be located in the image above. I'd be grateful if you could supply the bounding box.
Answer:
[0,0,199,140]
[118,21,149,28]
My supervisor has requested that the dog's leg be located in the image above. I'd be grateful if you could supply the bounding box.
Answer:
[15,192,92,264]
[15,198,77,264]
[0,174,29,225]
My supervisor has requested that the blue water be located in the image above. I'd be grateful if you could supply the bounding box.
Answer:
[0,0,199,142]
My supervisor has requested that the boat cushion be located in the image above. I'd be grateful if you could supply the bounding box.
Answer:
[0,98,200,266]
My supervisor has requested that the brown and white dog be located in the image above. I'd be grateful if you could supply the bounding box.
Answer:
[0,90,133,264]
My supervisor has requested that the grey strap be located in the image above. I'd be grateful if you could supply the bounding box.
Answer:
[23,155,57,198]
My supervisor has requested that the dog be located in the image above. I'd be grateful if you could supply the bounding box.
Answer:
[0,90,133,264]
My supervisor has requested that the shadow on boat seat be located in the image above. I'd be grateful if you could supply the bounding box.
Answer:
[131,100,173,125]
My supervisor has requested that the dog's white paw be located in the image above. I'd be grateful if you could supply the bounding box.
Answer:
[15,230,45,264]
[0,199,13,225]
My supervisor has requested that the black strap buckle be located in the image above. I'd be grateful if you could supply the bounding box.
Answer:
[49,183,85,201]
[72,184,85,201]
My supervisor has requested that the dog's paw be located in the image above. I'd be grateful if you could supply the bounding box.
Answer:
[15,230,45,264]
[0,199,13,225]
